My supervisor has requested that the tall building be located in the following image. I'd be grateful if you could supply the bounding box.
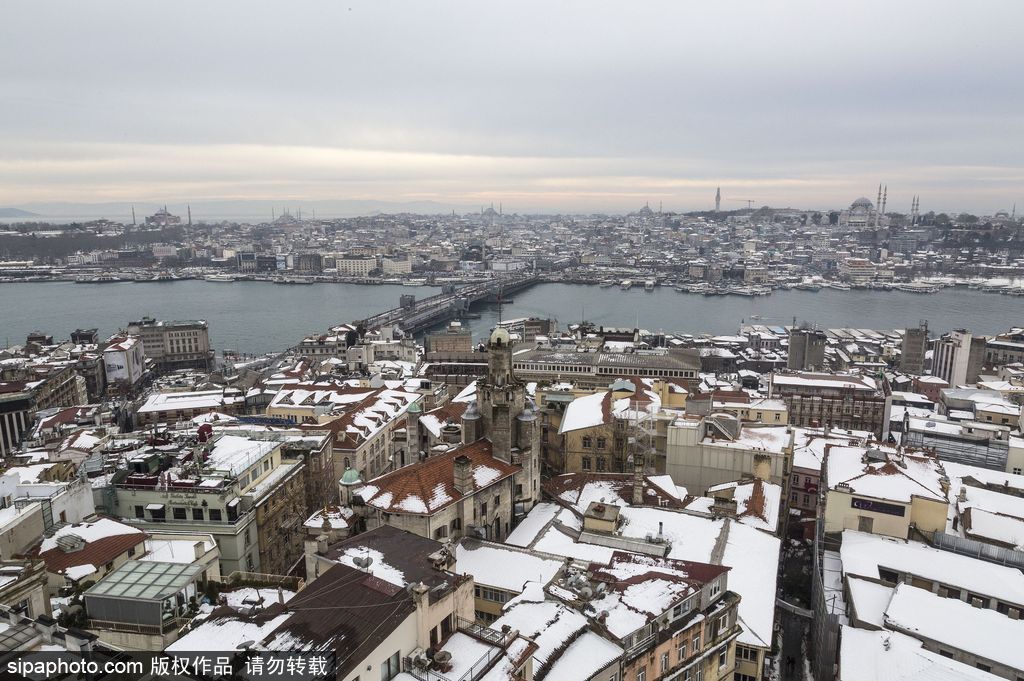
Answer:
[900,322,928,375]
[715,186,721,213]
[787,327,827,371]
[932,329,986,387]
[126,317,214,373]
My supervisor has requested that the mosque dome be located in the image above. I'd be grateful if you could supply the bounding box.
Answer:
[407,400,422,414]
[851,197,874,210]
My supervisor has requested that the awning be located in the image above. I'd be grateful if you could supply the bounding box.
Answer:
[145,503,165,511]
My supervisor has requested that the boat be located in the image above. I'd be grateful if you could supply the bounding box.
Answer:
[795,282,820,292]
[620,280,633,290]
[203,274,237,283]
[403,279,427,287]
[599,280,616,288]
[75,273,122,284]
[644,279,655,291]
[274,276,315,285]
[134,272,179,283]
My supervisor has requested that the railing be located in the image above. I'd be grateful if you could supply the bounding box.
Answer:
[224,571,304,592]
[87,616,189,636]
[930,531,1024,570]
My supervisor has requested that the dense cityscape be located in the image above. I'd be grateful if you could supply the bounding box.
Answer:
[0,196,1022,681]
[3,0,1023,679]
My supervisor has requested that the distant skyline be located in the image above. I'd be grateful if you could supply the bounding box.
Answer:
[2,1,1022,214]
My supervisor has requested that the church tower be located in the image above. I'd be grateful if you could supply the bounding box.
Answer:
[470,327,542,510]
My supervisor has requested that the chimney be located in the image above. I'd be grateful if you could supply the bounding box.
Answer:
[454,455,473,495]
[33,614,57,644]
[193,541,205,561]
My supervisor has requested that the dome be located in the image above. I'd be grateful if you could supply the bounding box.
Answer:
[407,400,422,414]
[340,467,362,486]
[851,197,874,210]
[489,327,511,346]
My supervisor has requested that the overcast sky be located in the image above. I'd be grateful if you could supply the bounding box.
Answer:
[2,1,1022,214]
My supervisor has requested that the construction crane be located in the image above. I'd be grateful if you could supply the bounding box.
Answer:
[725,198,759,209]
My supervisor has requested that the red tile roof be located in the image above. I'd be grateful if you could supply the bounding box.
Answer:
[357,439,519,515]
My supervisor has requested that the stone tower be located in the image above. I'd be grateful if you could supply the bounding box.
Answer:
[472,327,542,509]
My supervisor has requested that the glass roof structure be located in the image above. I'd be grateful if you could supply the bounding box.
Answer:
[86,560,202,601]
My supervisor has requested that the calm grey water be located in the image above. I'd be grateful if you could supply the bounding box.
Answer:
[0,281,1019,354]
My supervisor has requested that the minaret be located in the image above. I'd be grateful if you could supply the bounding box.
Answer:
[875,184,882,227]
[715,187,721,213]
[881,185,887,225]
[187,204,192,227]
[131,205,136,226]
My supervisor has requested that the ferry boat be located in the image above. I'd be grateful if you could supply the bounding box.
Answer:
[620,279,633,290]
[134,272,179,283]
[274,276,315,285]
[795,282,820,292]
[203,274,237,283]
[403,279,427,287]
[599,280,616,288]
[75,273,122,284]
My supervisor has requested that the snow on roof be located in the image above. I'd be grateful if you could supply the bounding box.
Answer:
[3,463,57,484]
[840,530,1024,605]
[40,517,143,554]
[493,593,622,680]
[772,373,876,391]
[963,508,1024,550]
[140,537,215,564]
[884,582,1024,670]
[167,610,292,654]
[137,389,243,413]
[206,435,278,476]
[545,631,622,681]
[839,626,997,681]
[335,546,406,587]
[558,391,611,434]
[613,507,779,648]
[827,446,946,503]
[505,502,560,548]
[846,576,893,629]
[647,475,687,502]
[710,425,791,453]
[455,540,562,593]
[437,632,500,681]
[303,505,354,531]
[706,479,781,533]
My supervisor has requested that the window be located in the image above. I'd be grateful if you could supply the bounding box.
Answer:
[494,495,500,508]
[790,492,798,502]
[380,651,400,681]
[661,652,669,674]
[434,526,448,540]
[736,646,758,662]
[938,650,954,658]
[582,436,593,449]
[481,502,488,517]
[193,508,204,521]
[173,507,187,520]
[976,663,991,673]
[209,509,222,521]
[582,456,592,471]
[692,633,700,651]
[791,474,799,484]
[635,667,646,681]
[710,579,721,597]
[1014,468,1023,475]
[596,457,607,472]
[597,437,607,450]
[734,674,756,681]
[718,650,727,668]
[678,639,687,660]
[135,505,144,519]
[127,547,136,557]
